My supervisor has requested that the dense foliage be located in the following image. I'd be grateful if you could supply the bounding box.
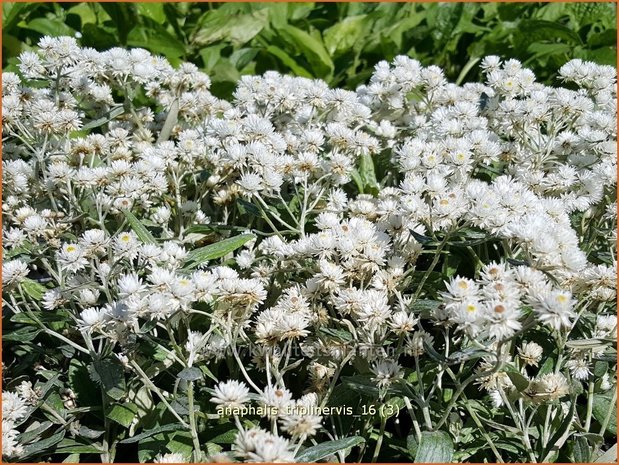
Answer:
[3,2,617,97]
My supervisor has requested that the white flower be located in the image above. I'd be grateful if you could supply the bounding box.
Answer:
[315,260,345,292]
[2,392,28,422]
[78,307,108,332]
[2,420,23,458]
[117,273,144,296]
[518,341,543,366]
[389,311,418,335]
[525,373,570,403]
[154,453,187,463]
[566,358,591,381]
[280,411,322,438]
[258,386,293,419]
[2,259,29,285]
[185,331,208,367]
[371,360,403,389]
[42,288,64,310]
[57,243,88,273]
[211,380,251,411]
[238,172,263,195]
[531,289,576,331]
[113,231,139,259]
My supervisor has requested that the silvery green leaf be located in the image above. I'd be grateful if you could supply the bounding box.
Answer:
[296,436,365,462]
[178,367,203,381]
[414,431,454,462]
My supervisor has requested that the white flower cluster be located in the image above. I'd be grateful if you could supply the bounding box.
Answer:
[2,387,30,458]
[2,36,616,463]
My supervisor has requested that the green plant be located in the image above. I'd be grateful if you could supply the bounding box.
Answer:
[3,2,616,98]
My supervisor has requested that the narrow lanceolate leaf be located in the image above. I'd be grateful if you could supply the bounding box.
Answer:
[22,431,66,458]
[295,436,365,462]
[183,233,255,269]
[119,423,184,443]
[81,106,125,131]
[123,210,156,244]
[414,431,454,463]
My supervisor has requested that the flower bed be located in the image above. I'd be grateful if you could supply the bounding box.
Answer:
[2,36,617,463]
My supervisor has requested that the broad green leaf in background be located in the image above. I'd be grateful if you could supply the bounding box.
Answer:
[100,3,138,44]
[264,45,313,78]
[128,26,186,63]
[323,15,368,56]
[276,25,334,78]
[193,8,269,47]
[21,17,75,37]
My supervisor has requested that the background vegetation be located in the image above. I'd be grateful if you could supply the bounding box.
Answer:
[3,2,617,97]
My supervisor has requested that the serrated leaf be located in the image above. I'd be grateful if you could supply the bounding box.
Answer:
[295,436,365,462]
[123,210,156,244]
[184,233,255,269]
[414,431,454,463]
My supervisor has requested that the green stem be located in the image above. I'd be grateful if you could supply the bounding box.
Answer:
[599,384,617,437]
[187,382,203,462]
[371,414,387,463]
[130,360,189,428]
